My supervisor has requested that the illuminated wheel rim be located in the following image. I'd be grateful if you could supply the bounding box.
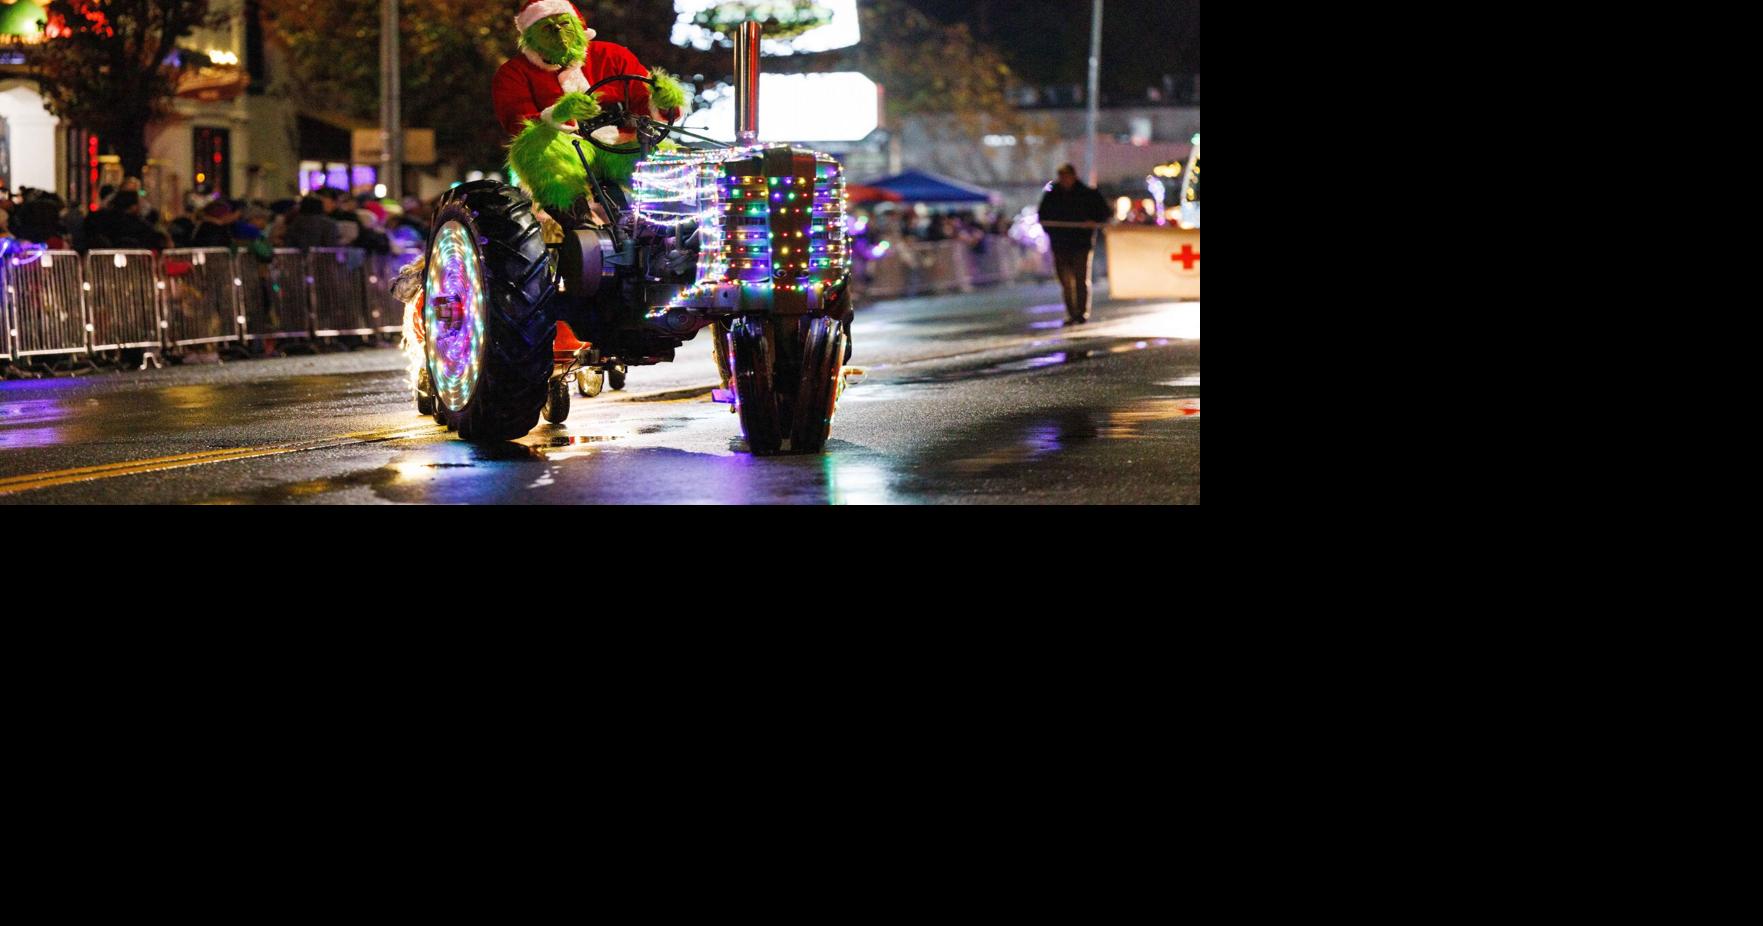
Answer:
[425,219,487,412]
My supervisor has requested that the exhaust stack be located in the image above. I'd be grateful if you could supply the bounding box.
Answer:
[735,21,762,144]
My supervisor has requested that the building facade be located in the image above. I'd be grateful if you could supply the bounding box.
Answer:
[1,0,298,212]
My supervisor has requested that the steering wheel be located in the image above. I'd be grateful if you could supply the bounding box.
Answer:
[576,73,676,155]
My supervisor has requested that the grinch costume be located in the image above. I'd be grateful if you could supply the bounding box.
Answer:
[493,0,687,212]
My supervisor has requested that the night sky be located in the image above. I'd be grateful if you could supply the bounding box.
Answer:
[906,0,1200,103]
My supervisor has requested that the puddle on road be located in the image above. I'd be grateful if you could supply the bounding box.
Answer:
[539,434,623,446]
[527,431,626,462]
[890,337,1176,387]
[943,397,1200,476]
[0,398,70,450]
[0,399,69,426]
[0,427,69,450]
[199,465,407,504]
[391,462,475,475]
[1101,398,1199,436]
[0,397,85,450]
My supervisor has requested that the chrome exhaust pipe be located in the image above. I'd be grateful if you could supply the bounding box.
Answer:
[735,21,761,144]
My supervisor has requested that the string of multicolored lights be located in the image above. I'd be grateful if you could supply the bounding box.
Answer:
[632,144,851,310]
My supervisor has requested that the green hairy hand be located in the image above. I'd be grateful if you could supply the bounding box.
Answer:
[551,91,600,125]
[508,118,589,212]
[650,68,688,113]
[520,12,588,66]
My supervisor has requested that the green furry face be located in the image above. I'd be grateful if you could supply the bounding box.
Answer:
[521,13,588,66]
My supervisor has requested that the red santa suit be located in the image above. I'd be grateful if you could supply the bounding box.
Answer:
[491,2,677,139]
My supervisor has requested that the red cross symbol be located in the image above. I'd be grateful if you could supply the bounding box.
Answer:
[1171,244,1201,271]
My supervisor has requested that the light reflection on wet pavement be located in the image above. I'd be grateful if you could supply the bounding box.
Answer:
[3,285,1199,504]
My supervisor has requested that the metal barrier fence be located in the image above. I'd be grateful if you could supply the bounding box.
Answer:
[310,247,374,337]
[0,248,404,368]
[86,250,163,352]
[162,248,240,347]
[852,236,1054,301]
[5,250,87,360]
[244,249,315,342]
[4,238,1047,366]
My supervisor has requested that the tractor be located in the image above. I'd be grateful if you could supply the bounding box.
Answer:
[406,22,853,454]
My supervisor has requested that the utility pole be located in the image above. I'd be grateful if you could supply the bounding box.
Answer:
[1086,0,1103,186]
[380,0,403,200]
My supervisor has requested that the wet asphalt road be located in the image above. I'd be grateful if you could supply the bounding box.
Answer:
[0,282,1199,504]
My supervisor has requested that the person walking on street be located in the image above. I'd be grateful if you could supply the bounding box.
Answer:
[1038,164,1110,325]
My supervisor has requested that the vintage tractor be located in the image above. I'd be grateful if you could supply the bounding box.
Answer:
[407,22,853,454]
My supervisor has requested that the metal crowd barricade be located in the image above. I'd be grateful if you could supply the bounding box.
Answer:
[309,247,374,337]
[0,264,9,363]
[85,249,164,352]
[860,250,909,300]
[367,251,416,335]
[854,236,1048,302]
[918,240,970,294]
[965,239,1015,287]
[240,248,313,342]
[5,250,89,361]
[161,248,241,347]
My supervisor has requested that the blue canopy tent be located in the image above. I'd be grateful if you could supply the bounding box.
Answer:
[865,170,1001,205]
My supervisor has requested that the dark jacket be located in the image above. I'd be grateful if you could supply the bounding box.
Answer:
[1038,181,1111,252]
[9,198,69,245]
[192,221,234,249]
[79,207,169,251]
[168,217,197,249]
[285,214,340,250]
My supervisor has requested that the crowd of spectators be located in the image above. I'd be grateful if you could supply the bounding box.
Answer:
[864,206,1014,247]
[1,182,434,259]
[851,206,1022,266]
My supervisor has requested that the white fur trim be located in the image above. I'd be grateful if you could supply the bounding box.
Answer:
[559,66,588,93]
[516,1,579,33]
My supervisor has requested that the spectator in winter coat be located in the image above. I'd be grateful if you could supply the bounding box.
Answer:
[77,191,167,251]
[10,193,71,249]
[192,200,239,249]
[285,197,340,249]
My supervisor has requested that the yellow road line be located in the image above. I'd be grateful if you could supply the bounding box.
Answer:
[0,423,438,497]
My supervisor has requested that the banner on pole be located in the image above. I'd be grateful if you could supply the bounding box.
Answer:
[352,129,437,167]
[1104,225,1200,300]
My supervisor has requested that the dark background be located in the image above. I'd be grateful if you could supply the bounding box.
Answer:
[907,0,1201,103]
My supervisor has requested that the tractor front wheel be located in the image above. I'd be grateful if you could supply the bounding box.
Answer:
[727,318,783,455]
[423,180,556,443]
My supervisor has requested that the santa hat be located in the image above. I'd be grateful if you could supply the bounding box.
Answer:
[515,1,596,40]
